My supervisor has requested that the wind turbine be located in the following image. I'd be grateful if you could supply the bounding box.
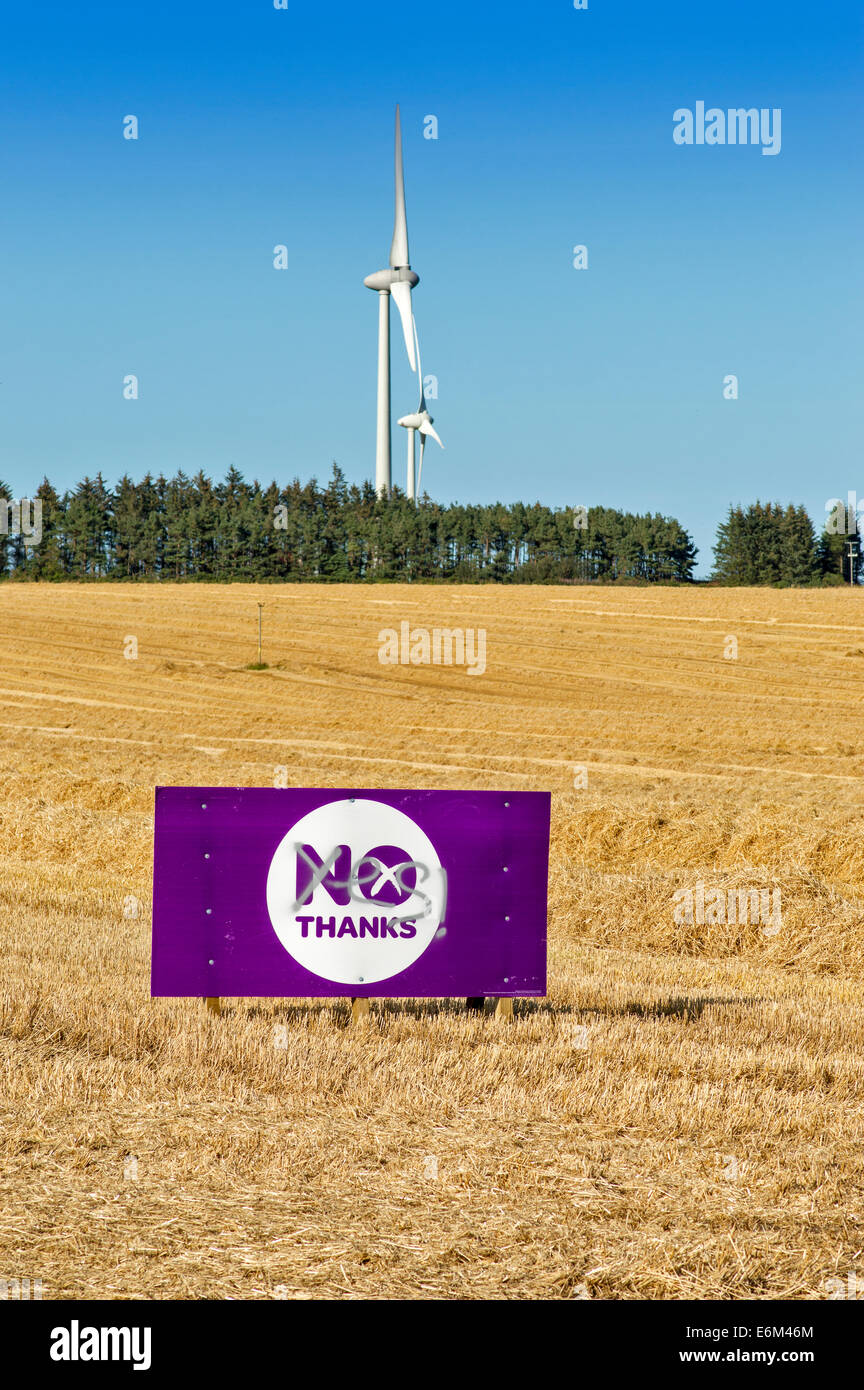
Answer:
[363,105,419,497]
[398,318,443,500]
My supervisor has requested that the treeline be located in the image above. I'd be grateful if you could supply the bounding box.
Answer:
[712,502,859,586]
[0,468,698,583]
[4,474,851,586]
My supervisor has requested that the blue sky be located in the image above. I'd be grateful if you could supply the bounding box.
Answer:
[0,0,861,572]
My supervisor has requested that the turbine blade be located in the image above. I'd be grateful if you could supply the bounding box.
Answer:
[412,316,425,411]
[389,105,409,268]
[391,280,416,371]
[419,417,443,449]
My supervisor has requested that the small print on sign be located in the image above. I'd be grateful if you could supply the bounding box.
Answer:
[266,798,447,985]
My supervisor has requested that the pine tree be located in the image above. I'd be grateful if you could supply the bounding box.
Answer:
[24,478,66,579]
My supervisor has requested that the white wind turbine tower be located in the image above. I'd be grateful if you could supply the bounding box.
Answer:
[398,318,443,500]
[363,105,419,497]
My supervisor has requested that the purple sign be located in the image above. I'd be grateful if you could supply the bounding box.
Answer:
[151,788,549,998]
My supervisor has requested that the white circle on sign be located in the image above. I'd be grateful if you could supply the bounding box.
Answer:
[266,798,444,985]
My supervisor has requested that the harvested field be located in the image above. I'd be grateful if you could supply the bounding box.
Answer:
[2,582,864,1299]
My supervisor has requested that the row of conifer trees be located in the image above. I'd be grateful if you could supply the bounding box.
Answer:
[0,468,697,582]
[0,473,855,584]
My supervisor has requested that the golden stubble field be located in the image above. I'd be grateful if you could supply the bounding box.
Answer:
[2,582,864,1300]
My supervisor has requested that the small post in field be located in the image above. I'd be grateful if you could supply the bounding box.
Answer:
[257,602,264,664]
[494,997,514,1021]
[204,996,221,1016]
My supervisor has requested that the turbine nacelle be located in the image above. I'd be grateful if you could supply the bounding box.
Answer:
[397,410,441,448]
[363,267,419,292]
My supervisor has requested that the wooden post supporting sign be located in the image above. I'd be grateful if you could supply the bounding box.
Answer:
[350,997,371,1024]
